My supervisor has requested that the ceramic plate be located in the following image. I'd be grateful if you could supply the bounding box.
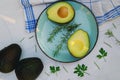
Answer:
[35,0,98,62]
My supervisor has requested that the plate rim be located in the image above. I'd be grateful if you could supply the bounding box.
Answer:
[35,0,99,63]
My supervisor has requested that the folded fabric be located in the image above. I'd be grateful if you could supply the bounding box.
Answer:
[20,0,120,33]
[29,0,58,5]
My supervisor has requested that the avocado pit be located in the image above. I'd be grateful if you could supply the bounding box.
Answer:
[58,6,68,18]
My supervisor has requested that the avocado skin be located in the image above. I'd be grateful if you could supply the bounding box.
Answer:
[15,57,44,80]
[0,44,22,73]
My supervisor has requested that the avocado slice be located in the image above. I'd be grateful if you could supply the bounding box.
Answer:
[67,30,90,58]
[47,1,75,24]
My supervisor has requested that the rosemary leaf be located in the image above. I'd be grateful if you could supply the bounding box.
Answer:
[112,23,117,29]
[29,35,34,39]
[20,37,25,42]
[115,38,120,45]
[63,66,68,73]
[45,72,50,76]
[104,42,112,48]
[35,44,37,52]
[94,61,101,70]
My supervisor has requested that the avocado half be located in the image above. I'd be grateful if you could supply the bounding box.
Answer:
[67,30,90,58]
[47,1,75,24]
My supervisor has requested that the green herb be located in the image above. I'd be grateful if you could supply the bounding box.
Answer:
[53,41,63,57]
[53,31,70,56]
[74,64,89,77]
[115,38,120,45]
[105,29,120,45]
[94,61,100,70]
[48,25,64,42]
[105,29,114,37]
[29,35,34,39]
[35,44,37,52]
[104,42,112,48]
[65,23,81,32]
[20,37,25,42]
[97,48,107,62]
[45,72,50,76]
[112,23,117,29]
[53,23,80,56]
[50,66,60,73]
[63,66,68,73]
[48,23,80,42]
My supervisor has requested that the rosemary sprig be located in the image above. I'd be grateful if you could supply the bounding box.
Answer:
[53,40,63,57]
[64,23,81,32]
[53,23,80,57]
[47,25,64,42]
[53,31,71,57]
[48,23,80,42]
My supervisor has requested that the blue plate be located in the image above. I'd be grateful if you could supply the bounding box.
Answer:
[35,0,98,62]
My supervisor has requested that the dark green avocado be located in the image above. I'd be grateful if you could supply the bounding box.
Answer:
[15,57,44,80]
[0,44,22,73]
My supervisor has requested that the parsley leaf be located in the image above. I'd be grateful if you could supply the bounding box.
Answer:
[97,48,107,62]
[105,29,120,45]
[74,64,89,77]
[50,66,60,73]
[105,29,114,37]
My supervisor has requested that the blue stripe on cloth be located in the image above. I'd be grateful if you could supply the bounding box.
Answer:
[21,0,36,32]
[21,0,120,32]
[89,0,92,10]
[96,5,120,24]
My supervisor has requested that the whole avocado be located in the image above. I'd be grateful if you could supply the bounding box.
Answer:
[15,57,44,80]
[0,44,22,73]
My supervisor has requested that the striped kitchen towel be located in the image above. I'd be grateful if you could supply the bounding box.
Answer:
[20,0,120,33]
